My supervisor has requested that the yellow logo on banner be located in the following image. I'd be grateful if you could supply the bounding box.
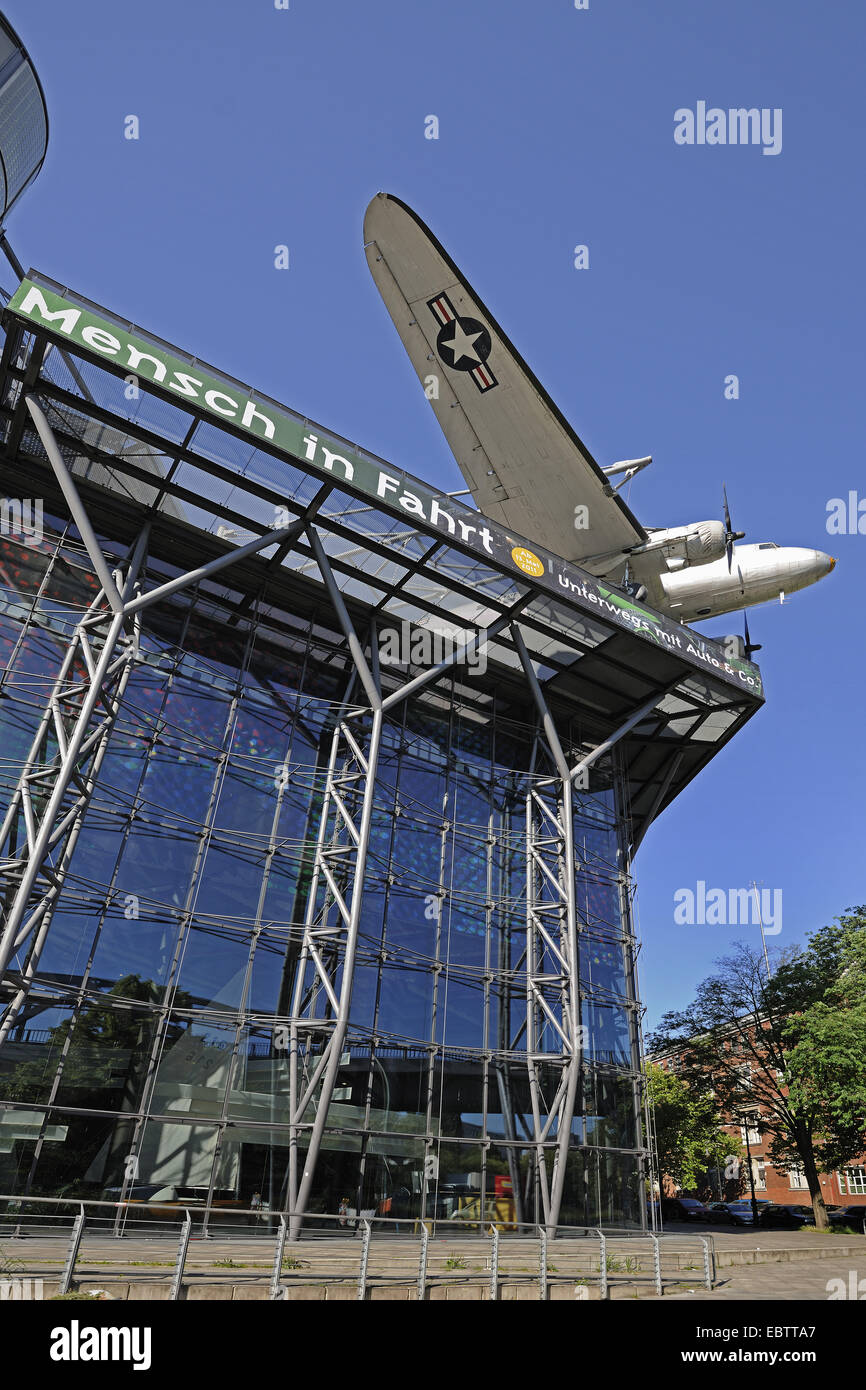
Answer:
[511,546,545,577]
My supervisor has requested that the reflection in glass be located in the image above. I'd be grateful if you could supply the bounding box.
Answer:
[0,528,646,1226]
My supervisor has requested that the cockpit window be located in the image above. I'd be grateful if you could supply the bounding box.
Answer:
[758,542,779,550]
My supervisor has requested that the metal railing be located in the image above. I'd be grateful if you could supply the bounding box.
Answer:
[0,1193,716,1300]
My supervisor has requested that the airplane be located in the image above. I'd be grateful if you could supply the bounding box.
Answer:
[363,193,835,650]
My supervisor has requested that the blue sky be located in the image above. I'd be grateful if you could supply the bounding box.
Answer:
[5,0,863,1027]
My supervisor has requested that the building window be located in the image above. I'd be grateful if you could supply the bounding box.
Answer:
[753,1158,766,1189]
[740,1112,761,1146]
[788,1166,810,1190]
[840,1166,866,1195]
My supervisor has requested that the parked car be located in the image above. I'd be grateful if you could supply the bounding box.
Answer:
[706,1200,764,1226]
[828,1205,866,1233]
[660,1197,714,1224]
[758,1203,816,1229]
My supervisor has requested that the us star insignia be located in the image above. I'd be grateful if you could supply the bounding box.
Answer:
[427,291,498,392]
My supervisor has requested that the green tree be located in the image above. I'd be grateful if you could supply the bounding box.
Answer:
[645,1062,741,1193]
[648,908,866,1231]
[782,910,866,1188]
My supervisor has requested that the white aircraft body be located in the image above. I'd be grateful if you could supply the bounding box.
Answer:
[363,193,834,636]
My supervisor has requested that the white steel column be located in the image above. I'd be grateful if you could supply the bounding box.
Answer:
[288,525,383,1235]
[287,540,523,1233]
[511,623,582,1234]
[0,395,327,1017]
[0,531,148,985]
[512,622,665,1233]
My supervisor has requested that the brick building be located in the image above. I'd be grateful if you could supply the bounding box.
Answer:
[650,1043,866,1214]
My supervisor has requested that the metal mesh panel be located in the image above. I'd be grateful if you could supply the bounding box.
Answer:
[0,62,46,208]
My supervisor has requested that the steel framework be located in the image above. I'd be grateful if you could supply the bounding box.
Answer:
[287,524,522,1232]
[0,394,319,1032]
[0,566,143,1038]
[0,326,762,1232]
[510,622,665,1231]
[0,397,548,1232]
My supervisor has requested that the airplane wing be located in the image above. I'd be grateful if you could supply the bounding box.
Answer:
[363,192,646,576]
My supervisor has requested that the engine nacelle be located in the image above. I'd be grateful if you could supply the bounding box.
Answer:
[631,520,726,568]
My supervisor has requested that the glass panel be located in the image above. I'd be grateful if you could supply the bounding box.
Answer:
[0,514,653,1226]
[427,1142,485,1225]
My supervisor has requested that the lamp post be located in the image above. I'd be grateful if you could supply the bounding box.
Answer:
[740,1115,760,1224]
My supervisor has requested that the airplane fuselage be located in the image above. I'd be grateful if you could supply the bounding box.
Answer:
[649,542,835,622]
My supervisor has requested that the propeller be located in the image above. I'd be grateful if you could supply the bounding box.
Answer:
[721,610,761,663]
[743,610,762,660]
[723,485,746,572]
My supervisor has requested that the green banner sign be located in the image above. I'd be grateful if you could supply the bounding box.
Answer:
[5,275,762,698]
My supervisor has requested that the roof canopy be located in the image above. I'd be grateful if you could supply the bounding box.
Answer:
[0,271,764,847]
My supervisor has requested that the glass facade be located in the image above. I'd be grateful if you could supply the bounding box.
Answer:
[0,270,762,1234]
[0,524,647,1228]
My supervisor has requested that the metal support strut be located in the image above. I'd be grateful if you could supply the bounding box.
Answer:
[0,395,321,1029]
[58,1206,85,1295]
[286,532,521,1235]
[287,526,384,1235]
[512,623,582,1234]
[511,622,661,1235]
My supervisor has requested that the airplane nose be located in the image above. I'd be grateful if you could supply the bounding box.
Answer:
[816,552,836,577]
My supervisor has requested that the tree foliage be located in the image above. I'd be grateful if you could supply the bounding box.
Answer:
[647,908,866,1230]
[645,1062,741,1192]
[782,911,866,1172]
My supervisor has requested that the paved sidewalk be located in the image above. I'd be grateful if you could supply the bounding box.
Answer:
[663,1258,864,1300]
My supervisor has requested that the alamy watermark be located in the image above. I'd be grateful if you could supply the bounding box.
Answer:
[1,1277,44,1300]
[1,497,43,546]
[674,103,782,156]
[378,619,488,676]
[826,492,866,534]
[826,1271,866,1299]
[50,1323,151,1368]
[674,882,782,934]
